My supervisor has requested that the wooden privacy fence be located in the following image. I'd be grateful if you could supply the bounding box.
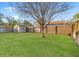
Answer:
[34,21,74,35]
[46,24,72,35]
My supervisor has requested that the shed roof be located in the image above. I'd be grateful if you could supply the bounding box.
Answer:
[18,25,25,27]
[15,24,26,27]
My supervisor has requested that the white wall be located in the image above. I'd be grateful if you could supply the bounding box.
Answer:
[18,26,26,32]
[14,25,26,32]
[13,25,19,32]
[0,27,6,32]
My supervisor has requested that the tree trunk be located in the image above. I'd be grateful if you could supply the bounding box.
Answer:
[41,27,45,38]
[46,25,47,34]
[40,25,46,38]
[55,26,57,34]
[77,21,78,31]
[33,26,35,32]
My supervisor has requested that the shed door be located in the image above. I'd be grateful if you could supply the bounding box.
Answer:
[0,28,5,32]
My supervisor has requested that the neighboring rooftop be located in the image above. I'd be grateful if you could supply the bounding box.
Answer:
[48,21,65,25]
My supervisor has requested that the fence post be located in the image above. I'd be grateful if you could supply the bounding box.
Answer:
[56,26,57,34]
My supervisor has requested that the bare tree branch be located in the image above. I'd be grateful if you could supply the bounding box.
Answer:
[11,2,71,37]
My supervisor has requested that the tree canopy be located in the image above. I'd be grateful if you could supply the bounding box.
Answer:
[74,12,79,19]
[23,20,33,26]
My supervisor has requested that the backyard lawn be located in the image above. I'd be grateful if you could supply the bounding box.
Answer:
[0,33,79,56]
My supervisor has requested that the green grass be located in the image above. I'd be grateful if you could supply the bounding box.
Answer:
[0,33,79,57]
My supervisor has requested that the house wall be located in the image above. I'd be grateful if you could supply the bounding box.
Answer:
[18,26,26,32]
[14,25,19,32]
[0,27,6,32]
[26,26,34,32]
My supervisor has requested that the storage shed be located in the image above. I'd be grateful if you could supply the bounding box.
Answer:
[14,24,26,32]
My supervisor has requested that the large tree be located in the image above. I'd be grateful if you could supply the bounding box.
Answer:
[5,16,18,31]
[12,2,71,38]
[23,20,32,26]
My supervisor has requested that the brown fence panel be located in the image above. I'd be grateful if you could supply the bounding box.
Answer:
[47,24,72,35]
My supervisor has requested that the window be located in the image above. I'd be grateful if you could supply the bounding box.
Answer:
[22,28,24,30]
